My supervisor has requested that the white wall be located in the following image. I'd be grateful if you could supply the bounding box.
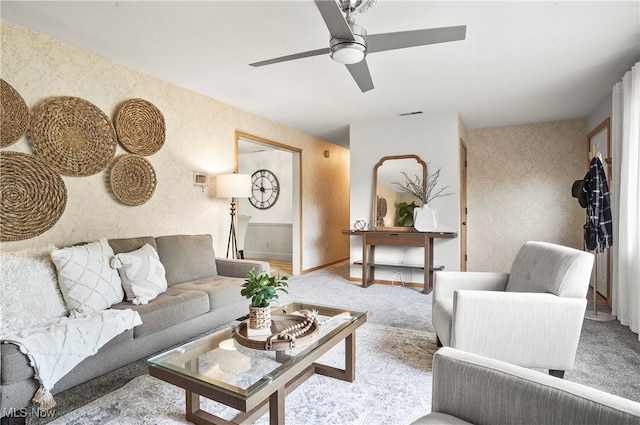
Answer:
[349,112,462,283]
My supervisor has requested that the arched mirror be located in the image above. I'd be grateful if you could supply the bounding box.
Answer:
[373,154,426,231]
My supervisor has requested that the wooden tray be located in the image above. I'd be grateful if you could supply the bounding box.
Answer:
[234,314,320,351]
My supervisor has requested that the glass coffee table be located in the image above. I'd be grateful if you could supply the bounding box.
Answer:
[148,302,367,425]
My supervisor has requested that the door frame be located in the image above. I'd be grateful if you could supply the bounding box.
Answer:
[586,118,611,304]
[235,131,302,275]
[459,138,468,271]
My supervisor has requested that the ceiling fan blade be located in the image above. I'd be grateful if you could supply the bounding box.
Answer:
[250,48,330,67]
[315,0,355,40]
[365,25,466,54]
[346,60,374,92]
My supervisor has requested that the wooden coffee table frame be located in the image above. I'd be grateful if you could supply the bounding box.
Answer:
[149,312,366,425]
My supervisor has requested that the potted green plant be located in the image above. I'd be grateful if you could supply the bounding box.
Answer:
[241,268,289,330]
[397,201,419,227]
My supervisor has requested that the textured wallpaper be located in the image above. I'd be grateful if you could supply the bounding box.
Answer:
[0,20,349,272]
[467,120,587,272]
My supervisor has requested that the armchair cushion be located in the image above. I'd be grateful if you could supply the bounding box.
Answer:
[506,241,593,298]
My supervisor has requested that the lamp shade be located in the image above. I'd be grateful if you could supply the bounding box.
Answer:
[216,173,251,198]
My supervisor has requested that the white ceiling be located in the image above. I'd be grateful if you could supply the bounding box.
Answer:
[2,1,639,148]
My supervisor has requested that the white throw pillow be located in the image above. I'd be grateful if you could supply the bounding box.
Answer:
[113,244,167,305]
[0,247,69,336]
[51,238,124,316]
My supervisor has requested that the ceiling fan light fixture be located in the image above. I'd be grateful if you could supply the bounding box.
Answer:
[330,41,366,64]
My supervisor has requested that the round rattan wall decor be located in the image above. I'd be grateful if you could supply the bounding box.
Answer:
[110,154,157,206]
[30,96,117,176]
[0,151,67,241]
[0,79,30,148]
[115,98,165,156]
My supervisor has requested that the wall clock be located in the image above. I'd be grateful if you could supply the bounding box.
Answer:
[250,169,279,209]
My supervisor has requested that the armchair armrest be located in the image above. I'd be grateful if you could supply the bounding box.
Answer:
[215,258,270,278]
[451,290,587,370]
[411,347,640,425]
[433,271,510,305]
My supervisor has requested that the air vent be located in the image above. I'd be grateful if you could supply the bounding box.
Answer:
[398,111,423,117]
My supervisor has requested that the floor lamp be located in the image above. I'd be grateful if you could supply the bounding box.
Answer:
[216,173,251,259]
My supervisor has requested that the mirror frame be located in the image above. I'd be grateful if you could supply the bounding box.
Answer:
[373,154,427,231]
[586,118,611,303]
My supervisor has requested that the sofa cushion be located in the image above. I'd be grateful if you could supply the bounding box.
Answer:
[172,275,247,312]
[111,287,209,338]
[506,241,593,298]
[0,329,133,385]
[114,244,167,305]
[155,234,218,285]
[0,248,68,335]
[108,236,157,255]
[51,238,124,316]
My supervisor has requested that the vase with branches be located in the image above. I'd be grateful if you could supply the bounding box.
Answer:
[392,165,453,231]
[392,165,453,205]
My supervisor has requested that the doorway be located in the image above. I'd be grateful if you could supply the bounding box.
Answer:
[586,118,611,304]
[235,131,302,275]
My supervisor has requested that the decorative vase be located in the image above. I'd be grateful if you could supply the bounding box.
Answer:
[249,305,271,330]
[413,204,438,231]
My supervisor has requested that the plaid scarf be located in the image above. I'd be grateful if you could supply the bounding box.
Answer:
[585,156,613,252]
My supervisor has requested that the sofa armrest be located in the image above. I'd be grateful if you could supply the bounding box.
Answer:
[215,258,270,278]
[433,271,509,305]
[451,290,586,370]
[411,347,640,425]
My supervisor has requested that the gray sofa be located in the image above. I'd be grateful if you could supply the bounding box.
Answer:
[412,347,640,425]
[0,234,268,418]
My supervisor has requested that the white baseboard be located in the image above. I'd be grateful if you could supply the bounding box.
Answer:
[244,250,292,261]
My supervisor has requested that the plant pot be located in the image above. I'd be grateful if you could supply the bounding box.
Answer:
[249,305,271,330]
[413,204,438,231]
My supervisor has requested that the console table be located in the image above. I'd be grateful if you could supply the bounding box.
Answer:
[343,230,457,294]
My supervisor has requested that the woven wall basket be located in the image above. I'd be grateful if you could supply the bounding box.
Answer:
[115,98,165,156]
[0,79,30,148]
[0,151,67,241]
[110,154,157,206]
[30,96,117,176]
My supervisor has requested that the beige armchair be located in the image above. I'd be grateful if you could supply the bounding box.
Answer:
[432,241,594,378]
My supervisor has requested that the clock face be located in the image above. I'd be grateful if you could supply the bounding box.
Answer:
[250,169,280,209]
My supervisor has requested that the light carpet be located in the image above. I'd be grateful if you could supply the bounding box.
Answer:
[48,324,437,425]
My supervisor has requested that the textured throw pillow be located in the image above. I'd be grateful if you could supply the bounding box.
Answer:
[113,244,167,305]
[51,238,124,316]
[0,247,68,336]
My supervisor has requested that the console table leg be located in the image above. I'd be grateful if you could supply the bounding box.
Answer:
[361,237,368,288]
[362,239,376,288]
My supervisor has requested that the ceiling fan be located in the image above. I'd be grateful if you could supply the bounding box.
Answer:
[250,0,466,93]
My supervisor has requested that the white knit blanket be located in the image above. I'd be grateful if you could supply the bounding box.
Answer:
[2,308,142,410]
